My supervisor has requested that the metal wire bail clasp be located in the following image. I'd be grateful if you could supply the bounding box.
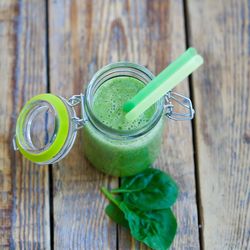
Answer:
[66,94,87,130]
[164,92,195,121]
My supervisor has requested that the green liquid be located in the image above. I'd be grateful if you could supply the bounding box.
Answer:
[92,77,156,130]
[83,76,164,177]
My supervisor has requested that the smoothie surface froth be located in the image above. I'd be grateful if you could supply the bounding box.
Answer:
[92,76,156,131]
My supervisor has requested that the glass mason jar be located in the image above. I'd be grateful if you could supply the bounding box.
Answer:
[13,62,194,177]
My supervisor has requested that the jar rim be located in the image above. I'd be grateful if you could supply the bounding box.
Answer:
[84,61,164,139]
[15,94,74,163]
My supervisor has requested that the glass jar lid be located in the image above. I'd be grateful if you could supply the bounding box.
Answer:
[15,94,73,163]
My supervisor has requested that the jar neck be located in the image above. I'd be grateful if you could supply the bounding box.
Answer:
[84,62,164,139]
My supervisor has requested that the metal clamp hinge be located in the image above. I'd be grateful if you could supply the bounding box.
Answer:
[12,135,19,151]
[66,94,87,130]
[164,92,195,121]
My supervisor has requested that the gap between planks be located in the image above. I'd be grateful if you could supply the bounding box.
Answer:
[183,0,204,249]
[45,0,54,249]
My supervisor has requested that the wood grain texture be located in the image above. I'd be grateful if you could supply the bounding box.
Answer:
[0,0,50,249]
[187,0,250,249]
[49,0,118,249]
[49,0,199,249]
[114,0,200,249]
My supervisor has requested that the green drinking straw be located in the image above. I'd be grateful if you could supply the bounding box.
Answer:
[123,48,204,121]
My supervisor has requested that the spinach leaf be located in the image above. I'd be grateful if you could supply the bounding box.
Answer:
[112,168,157,193]
[101,187,177,250]
[112,168,179,210]
[121,203,177,250]
[105,197,129,229]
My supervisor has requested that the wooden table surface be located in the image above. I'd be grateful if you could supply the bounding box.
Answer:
[0,0,249,249]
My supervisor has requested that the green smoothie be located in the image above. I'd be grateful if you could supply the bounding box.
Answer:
[93,77,156,130]
[83,76,164,176]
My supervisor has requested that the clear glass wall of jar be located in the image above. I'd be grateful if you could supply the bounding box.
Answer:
[83,62,164,176]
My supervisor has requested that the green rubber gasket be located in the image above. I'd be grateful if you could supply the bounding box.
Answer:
[16,94,69,163]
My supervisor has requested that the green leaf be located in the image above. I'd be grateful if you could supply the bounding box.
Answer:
[120,203,177,250]
[101,168,179,250]
[112,168,179,210]
[105,203,129,229]
[112,168,157,193]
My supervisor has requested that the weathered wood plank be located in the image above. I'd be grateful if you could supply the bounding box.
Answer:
[0,0,50,249]
[187,0,250,249]
[49,0,119,249]
[49,0,199,249]
[109,0,199,249]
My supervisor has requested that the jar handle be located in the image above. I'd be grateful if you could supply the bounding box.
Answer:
[164,92,195,121]
[66,94,88,130]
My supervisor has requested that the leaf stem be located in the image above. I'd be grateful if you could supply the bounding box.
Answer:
[111,188,142,194]
[101,187,120,207]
